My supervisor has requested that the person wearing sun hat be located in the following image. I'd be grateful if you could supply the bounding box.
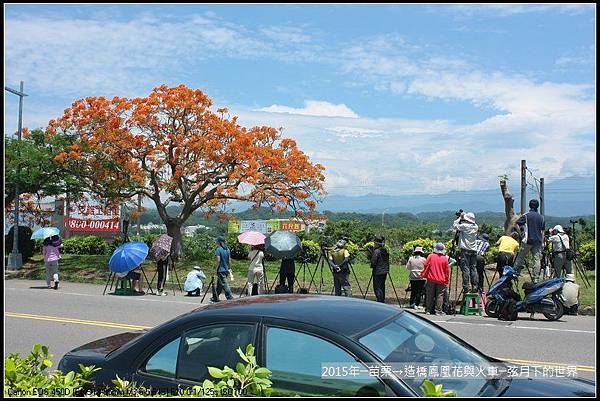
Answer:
[421,243,450,315]
[562,273,579,315]
[184,266,206,297]
[406,245,427,309]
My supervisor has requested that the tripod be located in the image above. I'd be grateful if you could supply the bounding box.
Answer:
[569,221,592,288]
[363,269,401,307]
[306,246,330,294]
[201,275,217,303]
[149,255,183,295]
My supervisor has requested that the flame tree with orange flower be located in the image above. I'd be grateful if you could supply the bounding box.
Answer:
[46,84,325,256]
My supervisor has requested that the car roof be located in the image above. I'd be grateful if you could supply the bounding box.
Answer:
[186,294,401,337]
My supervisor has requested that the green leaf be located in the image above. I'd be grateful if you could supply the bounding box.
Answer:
[236,348,250,363]
[245,343,255,357]
[254,367,271,378]
[236,362,246,376]
[33,343,42,354]
[202,379,215,390]
[208,367,225,379]
[43,359,53,368]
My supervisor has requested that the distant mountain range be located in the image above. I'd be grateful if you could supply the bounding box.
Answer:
[317,176,595,217]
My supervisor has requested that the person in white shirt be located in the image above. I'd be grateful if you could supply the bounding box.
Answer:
[562,274,579,315]
[548,225,573,278]
[247,245,265,295]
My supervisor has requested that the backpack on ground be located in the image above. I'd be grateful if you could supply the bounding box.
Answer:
[274,284,288,294]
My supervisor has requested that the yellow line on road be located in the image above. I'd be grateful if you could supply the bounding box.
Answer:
[5,312,150,331]
[495,357,596,372]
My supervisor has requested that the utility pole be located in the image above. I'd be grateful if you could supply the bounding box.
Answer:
[520,160,527,215]
[5,81,27,270]
[540,178,545,216]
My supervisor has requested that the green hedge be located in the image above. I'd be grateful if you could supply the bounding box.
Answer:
[63,236,109,255]
[579,241,595,270]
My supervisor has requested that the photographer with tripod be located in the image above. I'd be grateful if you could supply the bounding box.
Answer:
[370,235,389,303]
[453,211,479,294]
[328,239,352,297]
[548,225,573,278]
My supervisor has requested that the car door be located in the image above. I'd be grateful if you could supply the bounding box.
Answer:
[258,318,394,397]
[133,321,258,394]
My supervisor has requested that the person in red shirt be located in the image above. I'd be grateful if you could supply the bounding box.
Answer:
[421,242,450,315]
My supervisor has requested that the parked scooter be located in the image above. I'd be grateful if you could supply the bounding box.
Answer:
[485,266,565,321]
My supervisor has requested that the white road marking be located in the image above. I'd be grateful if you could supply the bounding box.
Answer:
[5,287,204,306]
[431,320,595,334]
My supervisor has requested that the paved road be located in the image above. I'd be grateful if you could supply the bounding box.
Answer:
[4,279,595,380]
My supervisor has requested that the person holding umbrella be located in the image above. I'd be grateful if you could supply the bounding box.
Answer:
[107,241,150,296]
[238,231,267,296]
[247,245,265,295]
[42,235,62,290]
[213,236,234,302]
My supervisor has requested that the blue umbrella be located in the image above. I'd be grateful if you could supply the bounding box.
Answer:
[109,241,149,273]
[31,227,60,240]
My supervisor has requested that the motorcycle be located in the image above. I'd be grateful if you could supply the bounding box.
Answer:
[485,266,565,321]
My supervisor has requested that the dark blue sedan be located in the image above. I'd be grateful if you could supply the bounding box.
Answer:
[58,295,595,397]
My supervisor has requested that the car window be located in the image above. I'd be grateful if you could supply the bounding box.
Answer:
[358,312,491,396]
[143,337,181,378]
[265,327,386,397]
[177,324,255,383]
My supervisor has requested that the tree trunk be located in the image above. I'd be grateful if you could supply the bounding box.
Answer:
[500,180,520,235]
[165,219,183,260]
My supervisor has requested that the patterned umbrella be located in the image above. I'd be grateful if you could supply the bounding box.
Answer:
[265,230,301,259]
[109,241,149,273]
[237,231,266,246]
[150,234,173,261]
[31,227,60,240]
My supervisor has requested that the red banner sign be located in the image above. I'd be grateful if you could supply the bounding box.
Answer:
[65,217,121,233]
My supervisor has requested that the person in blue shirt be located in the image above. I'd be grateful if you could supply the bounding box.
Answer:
[213,236,234,302]
[184,266,206,296]
[514,199,546,283]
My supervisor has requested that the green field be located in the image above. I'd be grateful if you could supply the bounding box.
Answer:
[11,254,596,309]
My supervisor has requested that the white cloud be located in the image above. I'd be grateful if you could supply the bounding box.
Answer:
[440,4,595,18]
[257,100,359,118]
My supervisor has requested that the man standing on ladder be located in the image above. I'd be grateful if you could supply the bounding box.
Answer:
[514,199,545,283]
[453,212,479,294]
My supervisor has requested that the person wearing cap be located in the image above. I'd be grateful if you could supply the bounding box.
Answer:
[548,225,573,278]
[328,239,352,297]
[406,246,427,309]
[213,236,234,301]
[370,236,390,303]
[495,232,520,277]
[453,211,479,293]
[514,199,546,283]
[562,274,579,315]
[474,233,490,292]
[184,266,206,297]
[421,243,450,315]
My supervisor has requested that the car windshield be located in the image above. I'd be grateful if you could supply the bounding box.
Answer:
[358,312,500,397]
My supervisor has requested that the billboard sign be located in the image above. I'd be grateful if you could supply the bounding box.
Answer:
[64,197,121,233]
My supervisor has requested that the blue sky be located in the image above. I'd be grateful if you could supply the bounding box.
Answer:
[4,4,596,197]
